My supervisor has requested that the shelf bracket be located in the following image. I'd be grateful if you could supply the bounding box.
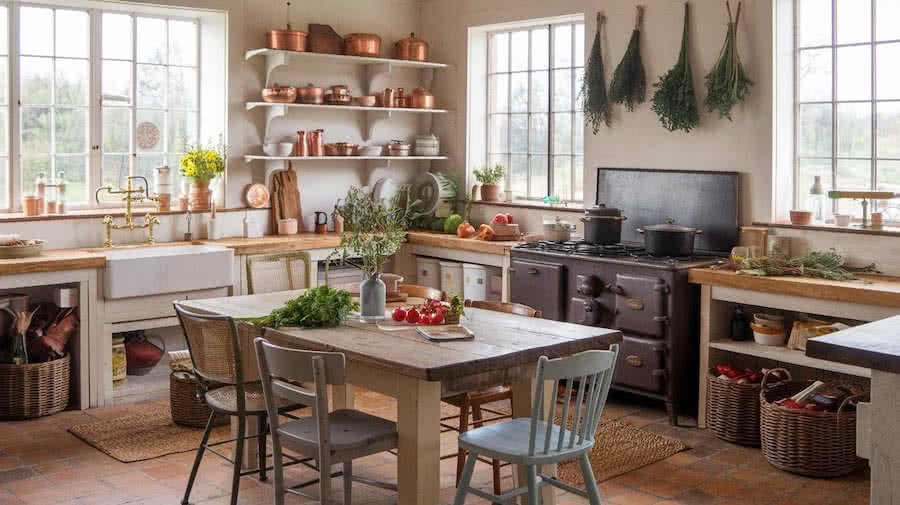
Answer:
[365,109,393,141]
[264,52,290,87]
[367,62,393,92]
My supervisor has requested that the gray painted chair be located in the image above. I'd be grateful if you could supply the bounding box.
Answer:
[254,337,398,505]
[453,344,620,505]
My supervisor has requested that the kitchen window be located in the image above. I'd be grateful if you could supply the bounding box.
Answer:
[0,3,203,212]
[485,20,585,203]
[793,0,900,217]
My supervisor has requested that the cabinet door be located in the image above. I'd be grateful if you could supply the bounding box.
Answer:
[510,259,565,320]
[614,274,669,338]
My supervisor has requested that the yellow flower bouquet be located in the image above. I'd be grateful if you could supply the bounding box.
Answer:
[179,139,226,183]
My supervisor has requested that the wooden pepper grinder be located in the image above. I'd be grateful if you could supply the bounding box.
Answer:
[332,199,344,234]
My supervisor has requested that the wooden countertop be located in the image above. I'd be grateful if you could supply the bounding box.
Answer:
[405,231,522,256]
[0,249,107,276]
[199,233,343,255]
[689,268,900,308]
[807,316,900,374]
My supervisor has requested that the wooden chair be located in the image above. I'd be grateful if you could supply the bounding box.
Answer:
[453,345,620,505]
[175,304,301,505]
[255,337,398,505]
[441,300,541,498]
[398,283,447,301]
[246,251,313,295]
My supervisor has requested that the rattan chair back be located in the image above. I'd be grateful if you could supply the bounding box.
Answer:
[174,304,243,387]
[246,251,313,295]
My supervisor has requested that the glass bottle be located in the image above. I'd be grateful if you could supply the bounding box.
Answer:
[730,305,749,341]
[35,172,47,213]
[809,175,825,223]
[56,171,67,214]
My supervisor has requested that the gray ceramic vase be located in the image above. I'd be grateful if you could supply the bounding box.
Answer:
[359,272,386,322]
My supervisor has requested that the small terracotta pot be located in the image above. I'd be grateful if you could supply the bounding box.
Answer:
[189,181,211,211]
[480,183,500,202]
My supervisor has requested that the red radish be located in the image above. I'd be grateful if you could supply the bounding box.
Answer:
[392,307,407,322]
[405,308,420,324]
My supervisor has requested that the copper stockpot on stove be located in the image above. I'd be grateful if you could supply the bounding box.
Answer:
[394,32,429,61]
[344,33,381,57]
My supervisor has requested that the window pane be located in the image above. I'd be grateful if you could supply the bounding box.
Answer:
[55,108,88,154]
[836,159,872,192]
[0,57,7,105]
[0,107,7,153]
[574,111,584,154]
[102,155,130,190]
[21,157,50,197]
[168,111,196,152]
[20,7,53,56]
[530,71,548,112]
[797,158,833,218]
[553,156,572,201]
[55,10,89,58]
[531,27,548,70]
[876,0,900,41]
[0,7,7,55]
[55,59,89,106]
[20,57,52,105]
[553,113,572,154]
[102,60,132,104]
[836,0,871,44]
[836,46,871,101]
[836,103,871,157]
[168,67,198,110]
[876,43,900,100]
[136,154,165,182]
[21,107,50,154]
[529,114,548,153]
[798,48,832,101]
[552,69,572,111]
[510,114,527,153]
[878,160,900,192]
[529,155,548,198]
[489,74,508,113]
[168,20,197,66]
[573,156,584,202]
[510,72,528,113]
[103,13,133,60]
[103,107,131,153]
[510,31,528,72]
[799,0,832,47]
[136,109,165,152]
[798,104,832,157]
[878,102,900,158]
[490,33,508,73]
[553,24,571,68]
[488,114,508,153]
[0,158,7,208]
[56,156,88,203]
[508,154,526,197]
[574,24,584,66]
[137,17,167,64]
[137,64,166,107]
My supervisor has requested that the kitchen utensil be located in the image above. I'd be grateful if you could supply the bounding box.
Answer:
[323,92,352,105]
[394,87,406,108]
[22,196,41,216]
[386,140,410,157]
[789,210,813,225]
[314,212,328,234]
[344,33,381,57]
[637,219,702,257]
[381,273,404,293]
[125,332,166,375]
[307,23,343,54]
[261,84,298,103]
[270,164,301,232]
[307,129,324,156]
[412,172,453,214]
[766,235,791,259]
[409,87,435,109]
[324,143,358,156]
[414,134,440,156]
[750,322,787,346]
[295,130,309,156]
[267,1,307,51]
[372,177,402,204]
[834,214,852,227]
[332,200,345,234]
[581,204,627,245]
[0,239,45,259]
[542,218,574,242]
[278,218,298,235]
[381,88,395,108]
[245,183,270,208]
[358,145,383,157]
[394,32,429,61]
[353,95,377,107]
[871,211,883,226]
[263,142,295,157]
[490,223,521,241]
[297,83,324,104]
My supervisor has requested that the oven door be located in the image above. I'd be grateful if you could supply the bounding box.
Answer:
[613,336,668,394]
[568,296,601,326]
[510,259,565,321]
[614,274,669,338]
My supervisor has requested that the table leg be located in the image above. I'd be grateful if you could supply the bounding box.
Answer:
[511,379,556,505]
[234,416,259,472]
[332,383,355,410]
[396,375,441,505]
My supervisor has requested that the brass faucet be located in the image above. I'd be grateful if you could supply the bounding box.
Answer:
[95,176,161,248]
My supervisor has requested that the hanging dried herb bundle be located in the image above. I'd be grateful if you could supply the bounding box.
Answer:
[609,6,647,112]
[581,13,612,133]
[704,1,753,120]
[651,3,699,132]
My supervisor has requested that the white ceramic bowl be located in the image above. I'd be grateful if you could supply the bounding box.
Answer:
[263,142,296,157]
[751,322,786,346]
[834,214,852,227]
[358,145,383,157]
[753,312,785,329]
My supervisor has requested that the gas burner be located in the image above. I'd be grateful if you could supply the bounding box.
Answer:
[574,243,646,257]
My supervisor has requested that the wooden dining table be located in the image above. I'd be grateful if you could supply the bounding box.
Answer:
[179,290,622,505]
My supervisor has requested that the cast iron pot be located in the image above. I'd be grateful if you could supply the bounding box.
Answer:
[581,204,627,245]
[638,219,703,257]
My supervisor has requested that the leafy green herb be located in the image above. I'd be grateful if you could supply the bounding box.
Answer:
[247,285,359,329]
[609,6,647,112]
[704,1,752,120]
[716,249,874,282]
[473,163,505,185]
[651,3,699,133]
[581,13,612,133]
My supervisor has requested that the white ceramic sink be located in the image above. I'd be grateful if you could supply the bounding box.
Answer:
[97,245,234,299]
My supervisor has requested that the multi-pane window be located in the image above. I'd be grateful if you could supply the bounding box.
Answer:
[487,21,584,202]
[795,0,900,217]
[0,6,7,209]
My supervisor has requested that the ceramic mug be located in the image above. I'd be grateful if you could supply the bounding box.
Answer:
[834,214,852,227]
[277,218,298,235]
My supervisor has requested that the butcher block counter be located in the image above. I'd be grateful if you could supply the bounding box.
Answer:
[199,233,343,255]
[0,248,107,276]
[404,231,522,256]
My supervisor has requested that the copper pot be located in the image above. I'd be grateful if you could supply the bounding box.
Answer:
[267,2,307,51]
[297,83,324,104]
[344,33,381,57]
[308,129,324,156]
[386,140,410,157]
[261,84,298,103]
[323,84,352,105]
[409,87,435,109]
[394,32,429,61]
[324,142,358,156]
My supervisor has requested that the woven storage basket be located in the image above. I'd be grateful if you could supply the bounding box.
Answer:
[168,350,227,428]
[0,354,70,419]
[705,367,775,446]
[759,368,865,478]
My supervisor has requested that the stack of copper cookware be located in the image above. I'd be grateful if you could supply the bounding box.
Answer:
[379,87,435,109]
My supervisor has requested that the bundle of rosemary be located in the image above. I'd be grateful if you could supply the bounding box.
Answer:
[609,6,646,112]
[651,3,699,133]
[704,1,753,120]
[581,13,612,133]
[715,250,873,282]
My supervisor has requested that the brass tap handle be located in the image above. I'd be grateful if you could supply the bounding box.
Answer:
[95,185,113,204]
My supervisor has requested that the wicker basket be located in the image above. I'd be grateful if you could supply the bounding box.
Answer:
[759,368,865,478]
[705,368,771,446]
[0,354,70,419]
[168,350,227,428]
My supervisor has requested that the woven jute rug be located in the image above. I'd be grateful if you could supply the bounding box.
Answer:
[69,402,230,463]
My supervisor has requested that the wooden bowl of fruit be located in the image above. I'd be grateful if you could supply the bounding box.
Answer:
[489,213,520,241]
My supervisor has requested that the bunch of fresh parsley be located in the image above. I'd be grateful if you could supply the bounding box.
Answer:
[248,286,358,329]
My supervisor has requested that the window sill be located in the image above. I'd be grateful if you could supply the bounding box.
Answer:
[756,221,900,237]
[0,206,265,224]
[472,200,583,213]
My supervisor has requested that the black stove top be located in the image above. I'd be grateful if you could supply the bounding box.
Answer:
[513,240,726,268]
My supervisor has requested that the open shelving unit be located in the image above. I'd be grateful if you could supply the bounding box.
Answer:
[708,339,870,378]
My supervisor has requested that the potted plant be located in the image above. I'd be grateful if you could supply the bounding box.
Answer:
[179,138,226,211]
[331,186,422,321]
[474,163,504,202]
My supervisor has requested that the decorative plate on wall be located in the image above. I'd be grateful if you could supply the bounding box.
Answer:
[136,122,161,150]
[246,183,270,208]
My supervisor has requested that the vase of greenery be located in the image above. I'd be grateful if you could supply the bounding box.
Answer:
[179,139,226,211]
[474,163,504,202]
[332,186,422,322]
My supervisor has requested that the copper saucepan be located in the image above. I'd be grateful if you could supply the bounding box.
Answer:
[409,88,435,109]
[297,83,324,104]
[344,33,381,57]
[261,84,298,103]
[394,32,429,61]
[267,2,307,51]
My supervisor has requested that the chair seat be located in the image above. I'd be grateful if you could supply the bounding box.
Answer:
[278,409,398,457]
[443,386,512,408]
[205,382,294,414]
[459,418,593,465]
